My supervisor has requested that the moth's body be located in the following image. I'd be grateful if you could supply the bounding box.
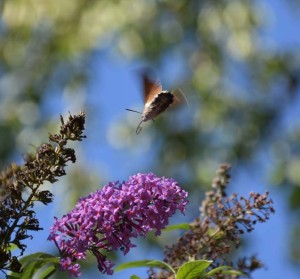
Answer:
[142,91,174,122]
[127,72,182,134]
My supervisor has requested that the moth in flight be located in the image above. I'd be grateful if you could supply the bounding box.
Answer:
[127,72,187,134]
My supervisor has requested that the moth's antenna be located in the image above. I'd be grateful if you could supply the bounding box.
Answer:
[126,109,142,114]
[126,109,156,134]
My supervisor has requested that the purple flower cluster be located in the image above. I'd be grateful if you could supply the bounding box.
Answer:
[48,173,188,277]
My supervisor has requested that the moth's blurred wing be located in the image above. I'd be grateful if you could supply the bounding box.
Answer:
[171,88,189,108]
[143,74,163,104]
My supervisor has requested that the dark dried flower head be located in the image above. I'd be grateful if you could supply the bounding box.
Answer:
[48,173,188,277]
[149,164,275,279]
[0,112,86,275]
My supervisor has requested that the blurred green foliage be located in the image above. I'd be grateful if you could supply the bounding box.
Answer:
[1,0,300,269]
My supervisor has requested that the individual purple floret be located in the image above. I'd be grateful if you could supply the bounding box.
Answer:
[48,173,188,277]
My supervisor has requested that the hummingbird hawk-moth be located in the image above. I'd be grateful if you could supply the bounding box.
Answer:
[127,73,185,134]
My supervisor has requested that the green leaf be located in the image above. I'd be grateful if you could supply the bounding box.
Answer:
[9,253,59,279]
[19,253,58,265]
[115,260,176,274]
[8,243,18,252]
[202,266,244,278]
[176,260,213,279]
[35,257,60,264]
[37,265,57,279]
[130,275,142,279]
[22,261,47,279]
[163,223,190,232]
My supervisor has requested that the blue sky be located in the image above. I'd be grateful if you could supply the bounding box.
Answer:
[23,1,300,278]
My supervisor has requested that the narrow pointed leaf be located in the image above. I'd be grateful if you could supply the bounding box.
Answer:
[163,223,190,232]
[116,260,175,274]
[19,252,46,264]
[19,253,57,265]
